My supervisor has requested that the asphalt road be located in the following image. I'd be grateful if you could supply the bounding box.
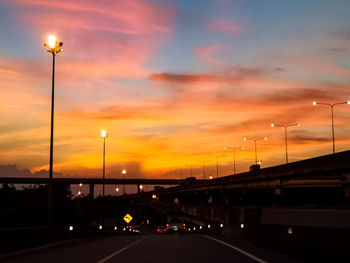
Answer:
[3,234,302,263]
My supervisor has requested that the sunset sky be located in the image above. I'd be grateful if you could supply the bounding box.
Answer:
[0,0,350,179]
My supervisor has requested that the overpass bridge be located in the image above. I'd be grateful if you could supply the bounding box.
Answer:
[149,150,350,199]
[0,177,204,196]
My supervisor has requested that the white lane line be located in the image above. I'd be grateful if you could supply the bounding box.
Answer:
[96,236,148,263]
[204,235,268,263]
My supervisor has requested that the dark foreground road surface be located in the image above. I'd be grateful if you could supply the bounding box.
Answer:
[2,234,302,263]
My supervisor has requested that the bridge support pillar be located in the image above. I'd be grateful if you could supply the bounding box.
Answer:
[89,184,95,198]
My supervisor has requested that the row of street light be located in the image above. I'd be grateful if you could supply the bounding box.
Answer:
[177,99,350,179]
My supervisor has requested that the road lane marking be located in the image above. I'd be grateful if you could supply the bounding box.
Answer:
[96,236,148,263]
[204,235,268,263]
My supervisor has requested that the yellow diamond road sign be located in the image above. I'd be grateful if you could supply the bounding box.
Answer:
[123,213,133,223]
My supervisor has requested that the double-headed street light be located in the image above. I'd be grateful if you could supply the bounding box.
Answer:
[224,146,244,175]
[44,35,63,226]
[271,123,300,164]
[313,101,350,154]
[243,137,267,165]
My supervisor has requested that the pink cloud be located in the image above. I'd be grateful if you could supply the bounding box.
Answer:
[194,45,226,66]
[8,0,175,35]
[208,18,245,34]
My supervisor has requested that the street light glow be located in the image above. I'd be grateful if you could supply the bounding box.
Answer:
[116,187,119,192]
[271,123,274,127]
[313,101,317,106]
[101,130,107,138]
[48,35,56,48]
[122,169,127,174]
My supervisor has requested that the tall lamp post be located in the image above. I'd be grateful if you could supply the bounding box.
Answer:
[243,137,267,165]
[313,101,350,154]
[101,130,108,225]
[44,35,63,226]
[271,123,299,163]
[101,130,108,197]
[122,169,127,194]
[224,146,244,175]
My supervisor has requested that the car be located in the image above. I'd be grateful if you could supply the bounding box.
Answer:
[168,222,186,234]
[156,225,168,234]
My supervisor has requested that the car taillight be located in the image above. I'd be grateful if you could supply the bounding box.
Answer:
[157,229,160,232]
[183,223,186,229]
[164,228,166,231]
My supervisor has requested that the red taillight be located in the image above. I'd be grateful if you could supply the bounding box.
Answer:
[183,223,186,229]
[164,228,166,231]
[157,229,160,232]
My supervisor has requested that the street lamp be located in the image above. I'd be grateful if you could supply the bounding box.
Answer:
[271,123,299,163]
[243,137,267,165]
[209,154,225,178]
[101,130,108,197]
[44,35,63,226]
[313,101,350,153]
[122,169,127,194]
[101,130,108,225]
[224,146,244,175]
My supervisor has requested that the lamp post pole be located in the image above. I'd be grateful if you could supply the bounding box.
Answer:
[209,154,225,178]
[243,137,267,165]
[122,169,126,194]
[202,160,205,179]
[225,146,243,175]
[48,52,55,226]
[44,35,63,226]
[271,123,299,164]
[313,101,350,154]
[101,130,107,225]
[102,136,106,198]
